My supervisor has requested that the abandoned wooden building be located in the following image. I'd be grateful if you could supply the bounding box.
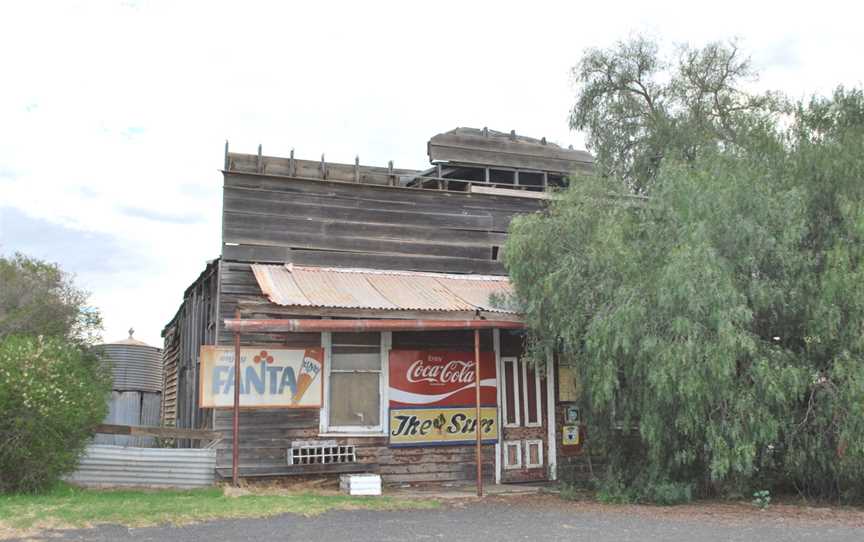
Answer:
[161,127,594,486]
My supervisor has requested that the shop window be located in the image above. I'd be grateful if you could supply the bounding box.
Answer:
[324,332,385,432]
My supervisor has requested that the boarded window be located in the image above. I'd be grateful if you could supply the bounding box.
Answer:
[558,365,581,403]
[329,332,381,428]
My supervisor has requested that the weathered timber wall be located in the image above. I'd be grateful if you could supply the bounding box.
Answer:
[221,172,540,272]
[161,261,219,443]
[212,329,497,485]
[217,173,542,344]
[217,173,543,345]
[428,130,593,174]
[212,408,495,485]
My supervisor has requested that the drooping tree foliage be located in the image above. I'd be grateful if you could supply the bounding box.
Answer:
[507,37,864,502]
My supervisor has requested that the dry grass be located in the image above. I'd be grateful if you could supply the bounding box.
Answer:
[0,481,438,538]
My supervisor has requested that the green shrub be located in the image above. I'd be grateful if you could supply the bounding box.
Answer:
[752,489,771,509]
[594,473,694,505]
[0,336,110,493]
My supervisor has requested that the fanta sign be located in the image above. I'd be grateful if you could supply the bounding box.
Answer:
[199,346,323,408]
[389,350,496,408]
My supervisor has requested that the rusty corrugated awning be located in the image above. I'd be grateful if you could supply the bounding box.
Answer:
[251,264,518,315]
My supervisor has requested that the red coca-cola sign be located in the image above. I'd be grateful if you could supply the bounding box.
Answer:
[389,350,497,407]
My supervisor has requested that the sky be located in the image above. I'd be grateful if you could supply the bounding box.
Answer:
[1,0,862,347]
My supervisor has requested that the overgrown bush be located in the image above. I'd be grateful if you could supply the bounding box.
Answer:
[507,35,864,504]
[0,335,110,493]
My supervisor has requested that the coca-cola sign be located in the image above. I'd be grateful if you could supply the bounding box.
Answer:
[389,350,497,407]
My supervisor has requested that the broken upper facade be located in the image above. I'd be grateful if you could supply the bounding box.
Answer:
[225,126,593,193]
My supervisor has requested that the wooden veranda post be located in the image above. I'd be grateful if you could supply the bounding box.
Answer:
[232,309,241,487]
[474,328,483,497]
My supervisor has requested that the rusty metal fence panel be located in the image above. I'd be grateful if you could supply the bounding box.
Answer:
[67,445,216,489]
[93,392,162,446]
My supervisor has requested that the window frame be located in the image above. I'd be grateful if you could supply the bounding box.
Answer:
[319,331,390,436]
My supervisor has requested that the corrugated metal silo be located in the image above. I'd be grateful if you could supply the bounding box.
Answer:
[95,329,163,446]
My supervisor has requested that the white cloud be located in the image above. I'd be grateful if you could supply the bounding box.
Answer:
[1,0,862,346]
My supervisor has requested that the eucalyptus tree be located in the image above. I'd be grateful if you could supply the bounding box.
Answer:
[571,36,785,193]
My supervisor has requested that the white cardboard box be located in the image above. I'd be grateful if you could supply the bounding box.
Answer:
[339,473,382,496]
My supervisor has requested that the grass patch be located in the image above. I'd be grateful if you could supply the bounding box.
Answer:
[0,483,439,531]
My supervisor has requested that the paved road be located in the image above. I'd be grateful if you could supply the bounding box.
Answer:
[26,499,864,542]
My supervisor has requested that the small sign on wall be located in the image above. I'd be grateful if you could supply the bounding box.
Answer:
[389,407,499,447]
[562,424,580,446]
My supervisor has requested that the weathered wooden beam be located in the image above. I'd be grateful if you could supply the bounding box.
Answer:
[216,463,380,478]
[94,424,222,441]
[224,318,525,333]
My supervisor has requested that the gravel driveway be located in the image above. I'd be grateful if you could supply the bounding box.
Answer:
[23,495,864,542]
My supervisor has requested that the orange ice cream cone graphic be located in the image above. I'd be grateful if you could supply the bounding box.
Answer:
[292,348,322,405]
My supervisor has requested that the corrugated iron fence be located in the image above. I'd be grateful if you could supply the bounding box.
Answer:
[67,445,216,489]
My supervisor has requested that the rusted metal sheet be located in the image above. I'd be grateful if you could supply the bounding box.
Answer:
[141,393,161,428]
[251,264,517,314]
[96,391,162,446]
[67,445,216,489]
[224,318,524,333]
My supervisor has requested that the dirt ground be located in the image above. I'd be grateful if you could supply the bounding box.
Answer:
[485,493,864,528]
[12,490,864,542]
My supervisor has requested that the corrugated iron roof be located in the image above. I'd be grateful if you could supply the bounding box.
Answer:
[251,264,517,314]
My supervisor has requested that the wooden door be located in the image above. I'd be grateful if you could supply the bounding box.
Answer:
[500,356,547,482]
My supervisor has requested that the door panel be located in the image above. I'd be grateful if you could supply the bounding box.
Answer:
[525,439,543,468]
[503,441,522,470]
[500,356,547,482]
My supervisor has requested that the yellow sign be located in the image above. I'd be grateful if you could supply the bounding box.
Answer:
[389,407,498,447]
[562,424,580,446]
[199,346,323,408]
